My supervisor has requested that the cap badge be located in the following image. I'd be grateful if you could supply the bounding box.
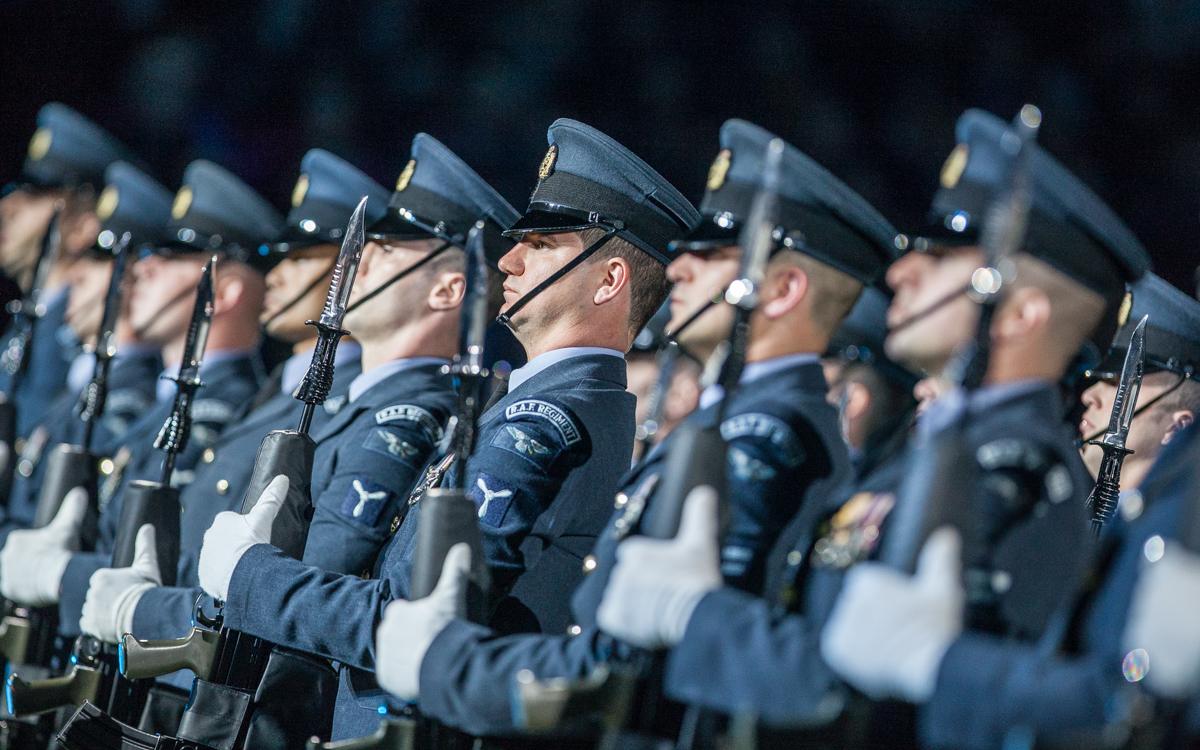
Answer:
[1117,290,1133,328]
[96,185,119,221]
[171,186,193,220]
[707,149,732,192]
[291,174,309,208]
[395,159,416,192]
[28,128,52,162]
[940,143,969,189]
[538,145,558,180]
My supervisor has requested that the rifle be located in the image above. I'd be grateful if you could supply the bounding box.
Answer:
[307,221,494,750]
[0,233,133,673]
[0,208,62,503]
[5,249,207,727]
[93,197,368,750]
[1085,315,1147,536]
[512,140,787,750]
[878,104,1042,575]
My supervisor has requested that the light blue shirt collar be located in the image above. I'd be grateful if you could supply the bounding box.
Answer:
[917,377,1051,438]
[349,356,448,403]
[67,343,161,395]
[508,347,625,394]
[281,341,361,396]
[156,347,256,403]
[699,352,821,410]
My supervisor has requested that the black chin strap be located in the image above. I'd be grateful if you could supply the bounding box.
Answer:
[495,227,618,330]
[885,281,974,337]
[260,258,338,331]
[345,241,454,315]
[131,284,195,341]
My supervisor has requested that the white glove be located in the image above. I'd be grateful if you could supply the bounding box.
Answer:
[0,488,88,606]
[80,525,161,643]
[375,542,471,701]
[198,474,286,602]
[820,527,964,703]
[596,486,723,649]
[1123,543,1200,699]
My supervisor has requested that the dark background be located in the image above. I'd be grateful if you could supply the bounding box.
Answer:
[3,0,1199,292]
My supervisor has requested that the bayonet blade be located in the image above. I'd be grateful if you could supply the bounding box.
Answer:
[178,256,216,382]
[95,233,133,360]
[319,195,367,330]
[461,220,489,372]
[1107,314,1148,442]
[726,138,784,312]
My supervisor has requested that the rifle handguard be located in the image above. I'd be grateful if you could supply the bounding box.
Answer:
[111,480,181,585]
[32,443,98,529]
[513,665,638,733]
[118,627,219,681]
[0,614,32,663]
[410,488,490,622]
[5,664,102,716]
[241,430,316,559]
[306,718,417,750]
[0,398,15,503]
[640,420,728,540]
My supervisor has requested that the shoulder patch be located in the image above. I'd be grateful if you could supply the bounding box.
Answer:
[341,478,395,526]
[728,445,778,481]
[191,399,237,425]
[363,427,424,467]
[469,472,516,527]
[491,422,564,466]
[720,413,804,468]
[375,404,443,443]
[975,439,1052,472]
[504,399,582,446]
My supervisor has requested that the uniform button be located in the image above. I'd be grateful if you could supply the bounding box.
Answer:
[567,624,582,636]
[99,458,115,476]
[786,550,803,566]
[216,479,230,495]
[614,492,629,509]
[202,448,216,464]
[582,555,597,574]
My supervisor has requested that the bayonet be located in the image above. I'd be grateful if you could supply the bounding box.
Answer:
[1,209,62,379]
[294,195,367,434]
[153,256,216,485]
[78,232,133,449]
[1087,314,1148,535]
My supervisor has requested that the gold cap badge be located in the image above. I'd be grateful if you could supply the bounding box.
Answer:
[707,149,732,192]
[96,185,119,220]
[28,128,52,162]
[1117,290,1133,328]
[538,145,558,180]
[940,143,969,189]
[171,186,193,220]
[291,174,309,208]
[395,160,416,192]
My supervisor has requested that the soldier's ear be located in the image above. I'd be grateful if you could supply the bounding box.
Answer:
[592,256,630,308]
[1164,411,1194,445]
[758,264,808,320]
[993,286,1051,344]
[428,271,465,312]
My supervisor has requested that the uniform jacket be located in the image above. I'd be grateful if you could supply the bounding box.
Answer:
[662,382,1093,740]
[417,359,848,739]
[57,353,262,637]
[223,352,635,739]
[0,349,159,545]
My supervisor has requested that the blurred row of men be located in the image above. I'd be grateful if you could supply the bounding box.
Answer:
[0,100,1197,750]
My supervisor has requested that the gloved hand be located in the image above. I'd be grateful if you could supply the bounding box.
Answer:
[375,543,471,701]
[0,487,88,606]
[1124,542,1200,699]
[80,525,161,643]
[820,527,964,703]
[198,474,286,602]
[596,486,723,649]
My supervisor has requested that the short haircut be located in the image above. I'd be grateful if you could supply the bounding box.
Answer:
[579,226,670,335]
[1148,371,1200,416]
[1009,253,1107,360]
[775,249,864,334]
